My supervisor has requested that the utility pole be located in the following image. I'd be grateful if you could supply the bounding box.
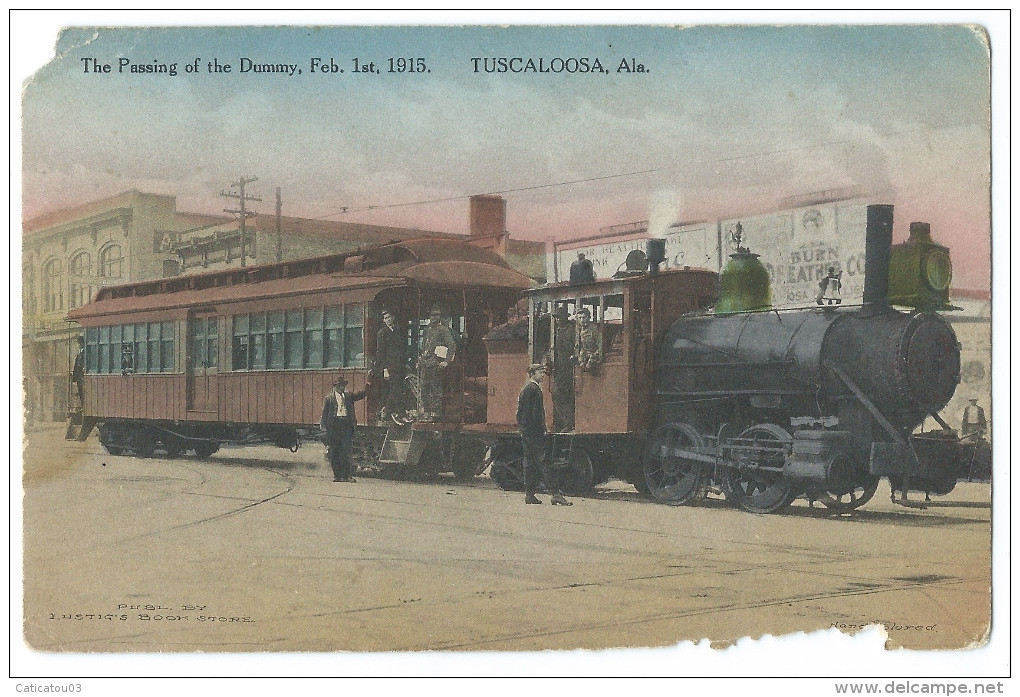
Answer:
[221,176,261,266]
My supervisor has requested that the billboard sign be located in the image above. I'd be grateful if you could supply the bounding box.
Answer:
[550,201,871,309]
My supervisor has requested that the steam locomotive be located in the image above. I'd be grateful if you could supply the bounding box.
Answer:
[485,204,963,513]
[641,206,960,512]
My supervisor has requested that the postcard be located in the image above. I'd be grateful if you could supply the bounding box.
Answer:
[14,12,1006,684]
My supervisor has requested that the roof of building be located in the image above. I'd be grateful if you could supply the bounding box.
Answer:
[23,190,178,235]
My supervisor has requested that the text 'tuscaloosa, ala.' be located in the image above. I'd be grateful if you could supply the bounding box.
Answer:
[470,57,648,74]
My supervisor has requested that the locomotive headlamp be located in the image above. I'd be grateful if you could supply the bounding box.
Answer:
[887,221,955,311]
[924,249,952,291]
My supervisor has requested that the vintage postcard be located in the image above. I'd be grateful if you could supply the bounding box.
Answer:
[13,12,1006,683]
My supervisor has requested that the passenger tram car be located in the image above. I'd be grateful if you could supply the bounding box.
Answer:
[481,204,964,513]
[67,238,532,480]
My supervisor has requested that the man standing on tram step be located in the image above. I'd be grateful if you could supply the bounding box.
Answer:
[419,304,456,422]
[320,375,367,483]
[376,309,408,425]
[517,363,572,506]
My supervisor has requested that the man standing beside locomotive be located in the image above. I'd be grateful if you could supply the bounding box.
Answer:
[517,363,572,506]
[320,375,367,483]
[419,304,456,422]
[376,309,409,425]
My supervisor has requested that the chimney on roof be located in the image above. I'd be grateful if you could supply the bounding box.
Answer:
[469,195,507,256]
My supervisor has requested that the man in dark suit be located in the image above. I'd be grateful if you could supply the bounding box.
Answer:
[71,335,85,408]
[320,375,367,483]
[376,309,408,424]
[517,363,571,506]
[569,252,596,285]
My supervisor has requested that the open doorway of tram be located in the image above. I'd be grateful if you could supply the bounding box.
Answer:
[371,289,505,426]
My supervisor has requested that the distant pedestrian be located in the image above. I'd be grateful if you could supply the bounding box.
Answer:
[71,336,85,408]
[961,398,988,442]
[517,363,571,506]
[320,375,367,483]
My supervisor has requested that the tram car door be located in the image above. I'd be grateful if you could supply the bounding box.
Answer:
[187,311,219,416]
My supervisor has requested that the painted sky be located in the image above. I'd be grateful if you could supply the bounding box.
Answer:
[20,20,993,290]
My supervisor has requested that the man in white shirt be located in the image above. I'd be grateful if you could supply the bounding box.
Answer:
[320,375,367,482]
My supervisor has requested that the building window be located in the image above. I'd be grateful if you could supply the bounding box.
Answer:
[69,251,92,309]
[231,304,365,371]
[99,243,123,278]
[43,258,64,312]
[84,322,175,374]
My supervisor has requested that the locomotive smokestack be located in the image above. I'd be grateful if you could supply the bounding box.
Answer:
[646,238,666,276]
[862,204,894,308]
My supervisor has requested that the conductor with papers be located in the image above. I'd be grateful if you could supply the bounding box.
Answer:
[419,304,457,422]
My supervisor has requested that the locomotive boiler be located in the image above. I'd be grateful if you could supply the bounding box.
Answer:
[646,205,962,513]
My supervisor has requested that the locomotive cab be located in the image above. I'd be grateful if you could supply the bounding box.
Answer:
[483,265,717,493]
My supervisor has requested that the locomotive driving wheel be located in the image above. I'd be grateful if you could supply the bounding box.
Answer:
[643,423,709,506]
[722,424,797,514]
[816,476,880,513]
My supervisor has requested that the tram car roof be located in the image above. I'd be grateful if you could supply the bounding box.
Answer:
[67,237,533,321]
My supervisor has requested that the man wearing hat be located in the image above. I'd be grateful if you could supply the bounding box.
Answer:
[574,307,602,373]
[961,398,988,442]
[376,309,408,424]
[548,304,575,432]
[419,304,456,422]
[517,363,572,506]
[320,375,367,483]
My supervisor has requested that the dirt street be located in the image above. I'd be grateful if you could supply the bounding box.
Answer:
[20,425,992,658]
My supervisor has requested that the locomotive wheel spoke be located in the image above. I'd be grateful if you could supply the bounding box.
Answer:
[643,423,708,506]
[722,424,796,514]
[818,476,880,513]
